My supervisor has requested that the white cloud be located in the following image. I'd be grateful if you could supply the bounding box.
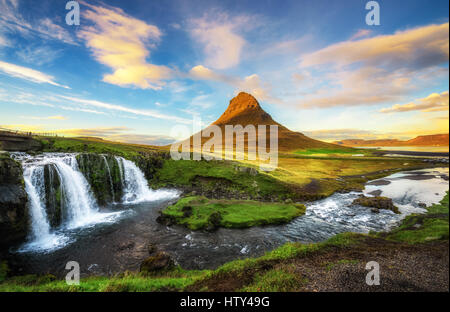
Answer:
[0,60,70,88]
[188,12,248,69]
[78,2,171,89]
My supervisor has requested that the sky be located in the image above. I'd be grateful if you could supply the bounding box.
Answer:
[0,0,448,145]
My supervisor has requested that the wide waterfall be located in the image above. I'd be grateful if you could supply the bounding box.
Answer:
[12,153,178,252]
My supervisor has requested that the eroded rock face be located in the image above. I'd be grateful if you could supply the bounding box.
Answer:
[352,195,400,214]
[0,154,29,249]
[43,164,63,228]
[76,153,123,206]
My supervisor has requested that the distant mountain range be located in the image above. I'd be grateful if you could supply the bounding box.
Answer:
[334,134,449,147]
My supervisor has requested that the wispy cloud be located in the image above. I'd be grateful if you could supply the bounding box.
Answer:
[349,29,373,41]
[15,46,62,66]
[0,0,77,45]
[188,12,249,69]
[380,91,449,113]
[20,115,67,120]
[58,95,191,124]
[64,127,176,146]
[0,60,70,88]
[78,2,171,89]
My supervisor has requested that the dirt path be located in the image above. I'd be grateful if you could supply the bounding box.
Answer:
[189,237,449,292]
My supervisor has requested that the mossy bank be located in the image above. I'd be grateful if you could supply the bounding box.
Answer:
[158,196,306,230]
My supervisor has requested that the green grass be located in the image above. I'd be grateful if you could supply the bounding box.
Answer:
[151,159,296,200]
[162,196,306,230]
[381,192,449,244]
[240,269,305,292]
[0,268,207,292]
[35,137,164,159]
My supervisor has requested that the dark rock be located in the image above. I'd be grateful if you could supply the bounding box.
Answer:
[371,208,380,213]
[367,180,391,186]
[418,203,427,208]
[43,164,63,228]
[206,211,222,231]
[140,251,175,272]
[368,190,382,196]
[353,195,400,214]
[182,205,193,218]
[156,214,175,226]
[0,155,29,249]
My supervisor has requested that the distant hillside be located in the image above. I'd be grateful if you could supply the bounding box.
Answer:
[183,92,339,152]
[334,134,449,147]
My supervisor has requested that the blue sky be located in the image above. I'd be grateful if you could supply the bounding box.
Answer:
[0,0,448,144]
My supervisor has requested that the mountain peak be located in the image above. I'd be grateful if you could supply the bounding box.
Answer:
[214,92,274,126]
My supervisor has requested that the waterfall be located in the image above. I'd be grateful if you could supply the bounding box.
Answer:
[102,155,115,202]
[23,166,51,240]
[52,155,99,228]
[11,153,178,252]
[115,156,178,204]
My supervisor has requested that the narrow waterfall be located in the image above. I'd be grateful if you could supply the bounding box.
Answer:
[23,166,51,240]
[102,155,115,202]
[115,156,177,204]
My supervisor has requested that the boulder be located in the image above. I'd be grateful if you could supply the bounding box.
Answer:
[140,251,175,273]
[353,195,399,214]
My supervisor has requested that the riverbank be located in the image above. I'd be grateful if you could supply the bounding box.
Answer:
[0,192,448,292]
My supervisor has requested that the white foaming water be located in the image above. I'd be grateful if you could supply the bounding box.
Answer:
[115,156,179,204]
[12,153,125,252]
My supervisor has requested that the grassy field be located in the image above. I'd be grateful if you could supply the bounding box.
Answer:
[161,196,306,230]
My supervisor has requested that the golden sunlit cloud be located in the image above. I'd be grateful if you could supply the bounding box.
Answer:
[300,22,449,69]
[380,91,449,113]
[0,60,70,88]
[188,13,247,69]
[78,2,171,89]
[293,23,449,109]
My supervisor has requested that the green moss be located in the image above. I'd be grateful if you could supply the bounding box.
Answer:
[162,196,306,230]
[0,261,9,283]
[380,192,449,244]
